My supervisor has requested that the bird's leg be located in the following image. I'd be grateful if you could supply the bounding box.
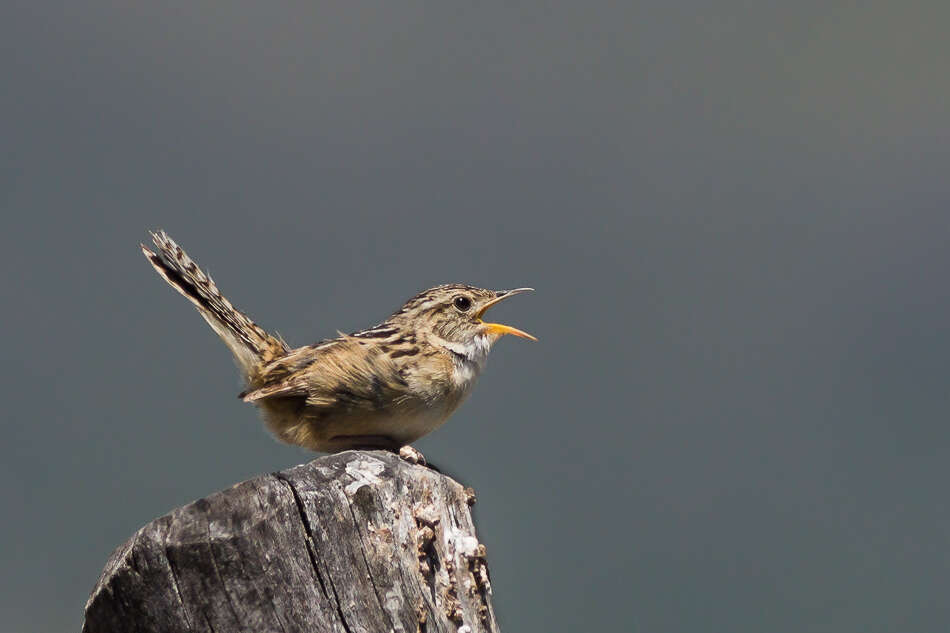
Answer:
[335,436,432,468]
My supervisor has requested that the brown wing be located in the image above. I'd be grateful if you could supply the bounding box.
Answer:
[239,337,411,412]
[238,343,322,402]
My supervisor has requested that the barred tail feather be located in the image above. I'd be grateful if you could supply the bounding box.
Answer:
[141,230,288,379]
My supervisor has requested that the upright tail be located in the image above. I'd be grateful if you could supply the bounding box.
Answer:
[141,230,288,380]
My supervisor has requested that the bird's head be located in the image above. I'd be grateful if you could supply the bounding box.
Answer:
[391,284,536,357]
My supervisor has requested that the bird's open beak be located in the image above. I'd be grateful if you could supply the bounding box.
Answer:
[477,288,537,341]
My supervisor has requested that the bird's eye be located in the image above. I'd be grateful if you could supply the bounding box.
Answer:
[453,296,472,312]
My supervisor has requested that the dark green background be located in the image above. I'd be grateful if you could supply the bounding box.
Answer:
[4,2,950,631]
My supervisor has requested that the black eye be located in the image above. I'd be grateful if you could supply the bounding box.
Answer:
[453,295,472,312]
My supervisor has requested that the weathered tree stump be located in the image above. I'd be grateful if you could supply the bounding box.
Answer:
[83,450,499,632]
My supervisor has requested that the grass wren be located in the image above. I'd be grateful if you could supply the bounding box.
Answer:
[142,231,535,460]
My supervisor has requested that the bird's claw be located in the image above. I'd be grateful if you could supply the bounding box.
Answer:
[398,445,427,466]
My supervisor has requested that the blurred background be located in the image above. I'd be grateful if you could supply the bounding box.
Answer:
[3,2,950,631]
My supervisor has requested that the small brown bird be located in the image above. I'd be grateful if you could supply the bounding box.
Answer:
[142,231,535,461]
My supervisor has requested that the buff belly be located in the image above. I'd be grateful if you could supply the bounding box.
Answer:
[257,394,466,452]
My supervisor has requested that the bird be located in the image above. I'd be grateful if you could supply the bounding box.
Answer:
[141,230,535,463]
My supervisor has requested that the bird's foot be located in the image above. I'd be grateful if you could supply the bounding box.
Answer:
[398,445,427,466]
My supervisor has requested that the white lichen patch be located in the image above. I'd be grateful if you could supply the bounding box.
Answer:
[343,457,386,495]
[315,465,337,478]
[444,525,479,559]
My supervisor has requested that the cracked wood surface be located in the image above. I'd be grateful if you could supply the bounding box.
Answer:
[83,450,499,633]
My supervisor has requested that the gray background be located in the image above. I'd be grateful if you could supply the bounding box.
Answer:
[3,2,950,631]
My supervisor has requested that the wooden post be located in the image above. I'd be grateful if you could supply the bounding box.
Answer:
[83,450,500,633]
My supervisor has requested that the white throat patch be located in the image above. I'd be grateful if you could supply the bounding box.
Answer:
[432,334,492,388]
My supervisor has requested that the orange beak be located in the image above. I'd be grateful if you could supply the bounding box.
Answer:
[477,288,537,341]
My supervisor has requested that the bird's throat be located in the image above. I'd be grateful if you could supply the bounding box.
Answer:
[431,334,491,388]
